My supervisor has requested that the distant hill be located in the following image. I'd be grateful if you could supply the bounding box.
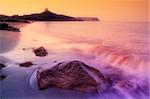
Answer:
[0,9,99,22]
[19,10,75,21]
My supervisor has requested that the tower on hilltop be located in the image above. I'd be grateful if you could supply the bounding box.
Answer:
[44,8,49,12]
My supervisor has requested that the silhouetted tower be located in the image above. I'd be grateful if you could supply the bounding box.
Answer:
[44,8,49,12]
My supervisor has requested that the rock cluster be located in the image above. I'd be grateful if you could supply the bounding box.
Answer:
[0,23,20,32]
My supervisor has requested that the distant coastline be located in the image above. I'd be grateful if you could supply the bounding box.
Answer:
[0,9,99,22]
[0,9,99,32]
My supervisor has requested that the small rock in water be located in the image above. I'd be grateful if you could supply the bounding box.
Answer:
[22,48,26,50]
[33,47,48,57]
[37,61,112,93]
[19,62,34,67]
[0,63,6,69]
[0,75,6,80]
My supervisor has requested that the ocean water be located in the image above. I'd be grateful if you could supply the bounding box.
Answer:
[0,21,149,99]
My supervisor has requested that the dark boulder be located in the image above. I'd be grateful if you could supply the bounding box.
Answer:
[33,47,48,57]
[19,62,34,67]
[37,61,112,93]
[0,75,6,80]
[0,23,20,32]
[0,63,6,69]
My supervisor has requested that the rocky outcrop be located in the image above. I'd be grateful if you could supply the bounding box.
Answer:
[19,62,34,67]
[37,61,112,93]
[20,10,99,21]
[20,10,74,21]
[0,23,20,32]
[33,47,48,57]
[0,9,99,22]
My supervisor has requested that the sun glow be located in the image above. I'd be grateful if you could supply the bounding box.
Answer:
[0,0,148,21]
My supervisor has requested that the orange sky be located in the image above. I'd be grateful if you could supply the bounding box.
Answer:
[0,0,148,22]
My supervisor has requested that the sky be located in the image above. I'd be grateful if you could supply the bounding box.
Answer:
[0,0,148,22]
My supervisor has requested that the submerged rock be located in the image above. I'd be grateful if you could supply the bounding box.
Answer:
[33,47,48,57]
[0,63,6,69]
[19,62,34,67]
[37,61,112,93]
[115,80,137,91]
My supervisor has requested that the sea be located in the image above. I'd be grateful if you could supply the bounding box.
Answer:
[0,21,149,99]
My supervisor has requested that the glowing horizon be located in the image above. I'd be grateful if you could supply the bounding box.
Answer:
[0,0,148,22]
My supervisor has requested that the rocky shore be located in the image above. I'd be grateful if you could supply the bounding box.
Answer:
[0,23,20,32]
[0,59,112,93]
[0,55,148,99]
[1,47,112,92]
